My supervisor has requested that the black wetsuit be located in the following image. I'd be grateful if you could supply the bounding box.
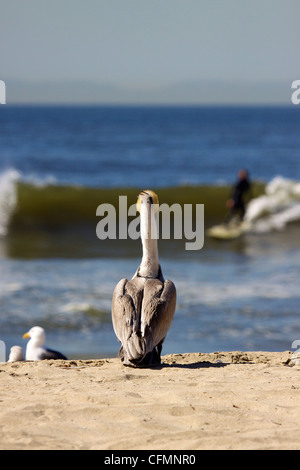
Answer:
[227,177,251,222]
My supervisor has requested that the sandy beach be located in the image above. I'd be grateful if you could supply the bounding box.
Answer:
[0,351,299,450]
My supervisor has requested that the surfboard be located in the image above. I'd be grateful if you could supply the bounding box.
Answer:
[206,221,248,240]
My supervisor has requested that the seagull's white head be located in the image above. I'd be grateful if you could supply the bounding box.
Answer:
[23,326,46,347]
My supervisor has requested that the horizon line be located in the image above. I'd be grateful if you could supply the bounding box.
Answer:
[1,101,295,107]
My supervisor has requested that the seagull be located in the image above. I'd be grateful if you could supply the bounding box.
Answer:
[112,189,176,367]
[23,326,67,361]
[8,345,24,362]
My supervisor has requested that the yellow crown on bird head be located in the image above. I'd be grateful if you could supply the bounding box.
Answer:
[136,190,159,213]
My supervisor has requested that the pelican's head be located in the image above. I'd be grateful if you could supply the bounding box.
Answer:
[23,326,46,347]
[136,190,159,214]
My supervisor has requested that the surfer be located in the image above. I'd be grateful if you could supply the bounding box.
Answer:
[225,169,251,224]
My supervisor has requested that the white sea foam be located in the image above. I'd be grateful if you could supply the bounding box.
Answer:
[21,173,58,187]
[60,302,94,313]
[245,176,300,232]
[176,276,300,309]
[0,169,20,236]
[0,169,60,237]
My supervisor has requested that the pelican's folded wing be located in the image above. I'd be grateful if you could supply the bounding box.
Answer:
[141,278,176,351]
[112,278,145,362]
[112,278,134,343]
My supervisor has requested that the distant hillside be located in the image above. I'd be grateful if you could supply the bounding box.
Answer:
[3,79,292,105]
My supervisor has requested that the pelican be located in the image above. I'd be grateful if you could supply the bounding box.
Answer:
[23,326,67,361]
[112,190,176,367]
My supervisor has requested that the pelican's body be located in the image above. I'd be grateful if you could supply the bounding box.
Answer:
[112,190,176,367]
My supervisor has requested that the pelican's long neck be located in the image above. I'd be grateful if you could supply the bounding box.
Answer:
[139,201,159,278]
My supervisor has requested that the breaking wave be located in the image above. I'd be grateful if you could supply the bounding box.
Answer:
[245,176,300,232]
[0,169,20,236]
[0,169,265,233]
[0,169,299,258]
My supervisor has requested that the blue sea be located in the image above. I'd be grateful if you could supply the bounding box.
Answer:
[0,105,300,360]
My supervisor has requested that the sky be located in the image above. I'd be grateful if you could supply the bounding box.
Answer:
[0,0,299,103]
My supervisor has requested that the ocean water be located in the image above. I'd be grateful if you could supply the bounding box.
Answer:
[0,105,300,360]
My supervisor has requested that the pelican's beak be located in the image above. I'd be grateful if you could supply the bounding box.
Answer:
[23,332,30,339]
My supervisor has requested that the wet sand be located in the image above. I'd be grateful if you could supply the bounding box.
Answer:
[0,351,299,450]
